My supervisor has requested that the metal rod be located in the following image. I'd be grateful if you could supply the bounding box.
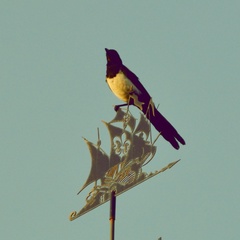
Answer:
[109,191,116,240]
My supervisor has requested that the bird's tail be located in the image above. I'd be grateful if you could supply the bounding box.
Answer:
[146,106,185,150]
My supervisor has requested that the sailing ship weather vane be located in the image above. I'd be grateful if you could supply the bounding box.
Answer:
[69,49,185,221]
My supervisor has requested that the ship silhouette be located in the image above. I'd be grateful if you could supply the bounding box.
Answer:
[69,108,179,221]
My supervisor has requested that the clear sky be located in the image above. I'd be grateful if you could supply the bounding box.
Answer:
[1,1,240,239]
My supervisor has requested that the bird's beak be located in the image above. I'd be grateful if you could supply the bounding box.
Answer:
[105,48,109,52]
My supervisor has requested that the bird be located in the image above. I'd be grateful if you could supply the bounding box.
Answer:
[105,48,185,150]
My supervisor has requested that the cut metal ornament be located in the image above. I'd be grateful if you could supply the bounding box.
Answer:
[69,108,180,221]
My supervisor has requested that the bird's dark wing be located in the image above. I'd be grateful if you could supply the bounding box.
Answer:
[121,65,151,99]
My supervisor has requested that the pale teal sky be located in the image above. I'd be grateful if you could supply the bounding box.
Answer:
[1,1,240,240]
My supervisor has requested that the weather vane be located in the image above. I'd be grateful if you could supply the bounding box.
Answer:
[69,49,185,240]
[69,108,180,221]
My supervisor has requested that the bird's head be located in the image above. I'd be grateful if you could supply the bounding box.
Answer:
[105,48,122,65]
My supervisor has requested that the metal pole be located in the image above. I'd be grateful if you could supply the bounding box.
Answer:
[109,191,116,240]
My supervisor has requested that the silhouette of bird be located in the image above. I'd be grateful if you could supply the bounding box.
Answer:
[105,48,185,150]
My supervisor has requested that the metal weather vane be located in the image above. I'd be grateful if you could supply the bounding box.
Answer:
[69,108,180,221]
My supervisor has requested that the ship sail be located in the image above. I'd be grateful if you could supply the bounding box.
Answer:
[134,112,151,140]
[132,112,157,165]
[77,138,110,194]
[109,108,136,132]
[102,121,131,165]
[104,112,156,166]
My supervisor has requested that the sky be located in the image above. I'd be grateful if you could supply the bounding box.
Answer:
[1,1,240,239]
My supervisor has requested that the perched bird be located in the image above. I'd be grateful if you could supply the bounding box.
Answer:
[105,48,185,150]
